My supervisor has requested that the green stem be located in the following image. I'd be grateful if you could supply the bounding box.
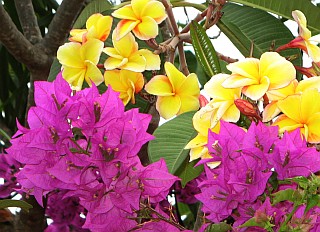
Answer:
[279,204,299,231]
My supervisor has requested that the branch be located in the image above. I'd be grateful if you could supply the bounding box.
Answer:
[41,0,86,56]
[14,0,42,44]
[0,5,49,69]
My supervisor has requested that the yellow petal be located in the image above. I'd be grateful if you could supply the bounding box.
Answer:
[136,49,160,70]
[132,16,158,40]
[122,70,144,93]
[104,70,128,92]
[164,62,186,92]
[103,47,123,59]
[226,58,260,79]
[84,60,104,86]
[273,114,303,134]
[131,0,149,18]
[242,75,270,100]
[300,89,320,123]
[81,39,104,64]
[296,76,320,93]
[104,57,128,70]
[62,67,85,90]
[86,15,113,41]
[189,146,209,162]
[205,74,241,100]
[193,104,214,135]
[185,133,207,149]
[145,75,174,96]
[69,29,86,42]
[113,31,138,58]
[266,80,297,101]
[178,95,200,115]
[222,74,257,89]
[259,52,296,90]
[177,73,200,97]
[122,53,146,72]
[262,101,281,122]
[221,103,240,122]
[292,10,311,39]
[156,95,181,119]
[306,113,320,143]
[277,94,301,123]
[141,1,167,23]
[305,42,320,63]
[115,19,140,40]
[57,42,83,68]
[112,5,137,20]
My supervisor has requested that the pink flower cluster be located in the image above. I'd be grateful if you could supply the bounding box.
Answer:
[197,121,320,230]
[6,74,178,231]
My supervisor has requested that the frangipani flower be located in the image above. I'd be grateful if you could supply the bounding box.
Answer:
[277,10,320,63]
[273,88,320,143]
[144,62,200,119]
[57,39,104,90]
[104,69,144,105]
[103,31,160,72]
[222,52,296,101]
[112,0,167,40]
[69,13,113,43]
[204,74,241,127]
[263,76,320,122]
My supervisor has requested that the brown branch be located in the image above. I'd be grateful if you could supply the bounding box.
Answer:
[14,0,42,44]
[161,0,179,36]
[178,42,189,75]
[41,0,86,56]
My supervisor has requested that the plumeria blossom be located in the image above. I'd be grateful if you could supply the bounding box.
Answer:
[222,52,296,100]
[263,76,320,121]
[273,88,320,143]
[69,13,113,43]
[145,62,200,119]
[104,69,144,105]
[103,31,160,72]
[112,0,167,40]
[276,10,320,63]
[57,39,104,90]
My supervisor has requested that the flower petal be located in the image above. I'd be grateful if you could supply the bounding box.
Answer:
[132,16,158,40]
[103,47,123,59]
[57,42,83,68]
[259,52,296,90]
[61,67,85,90]
[277,94,301,123]
[136,49,160,70]
[296,76,320,93]
[84,60,104,86]
[122,53,146,72]
[104,70,128,92]
[131,0,149,18]
[266,80,297,101]
[141,1,167,23]
[86,14,113,41]
[104,57,128,70]
[185,133,207,149]
[122,70,144,93]
[306,113,320,143]
[178,95,200,115]
[145,75,174,96]
[273,114,303,134]
[193,105,214,135]
[164,62,186,92]
[222,74,257,89]
[221,103,240,122]
[112,5,137,20]
[226,58,260,79]
[242,75,270,100]
[113,31,138,58]
[306,42,320,63]
[262,101,281,122]
[115,19,140,40]
[292,10,311,39]
[156,95,181,119]
[189,146,209,162]
[205,74,241,100]
[300,88,320,123]
[177,73,200,97]
[69,29,86,42]
[81,39,104,64]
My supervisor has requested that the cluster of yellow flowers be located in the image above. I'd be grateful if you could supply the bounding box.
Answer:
[187,10,320,163]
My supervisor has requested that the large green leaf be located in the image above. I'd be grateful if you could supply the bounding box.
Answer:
[73,0,113,29]
[230,0,320,33]
[0,199,32,212]
[175,158,203,187]
[47,58,61,82]
[218,3,302,71]
[190,21,221,78]
[148,111,196,174]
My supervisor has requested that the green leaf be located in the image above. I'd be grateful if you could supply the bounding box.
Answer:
[73,0,113,29]
[148,111,196,174]
[175,157,203,187]
[190,21,221,78]
[291,176,309,189]
[305,194,320,213]
[271,188,298,205]
[47,58,61,82]
[218,3,302,71]
[205,222,233,232]
[239,217,265,229]
[230,0,320,33]
[0,199,32,212]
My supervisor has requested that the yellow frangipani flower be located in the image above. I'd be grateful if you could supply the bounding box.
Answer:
[204,74,241,128]
[273,88,320,143]
[103,31,160,72]
[277,10,320,63]
[144,62,200,119]
[104,69,144,105]
[69,13,113,43]
[222,52,296,101]
[112,0,167,40]
[263,76,320,122]
[57,39,104,90]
